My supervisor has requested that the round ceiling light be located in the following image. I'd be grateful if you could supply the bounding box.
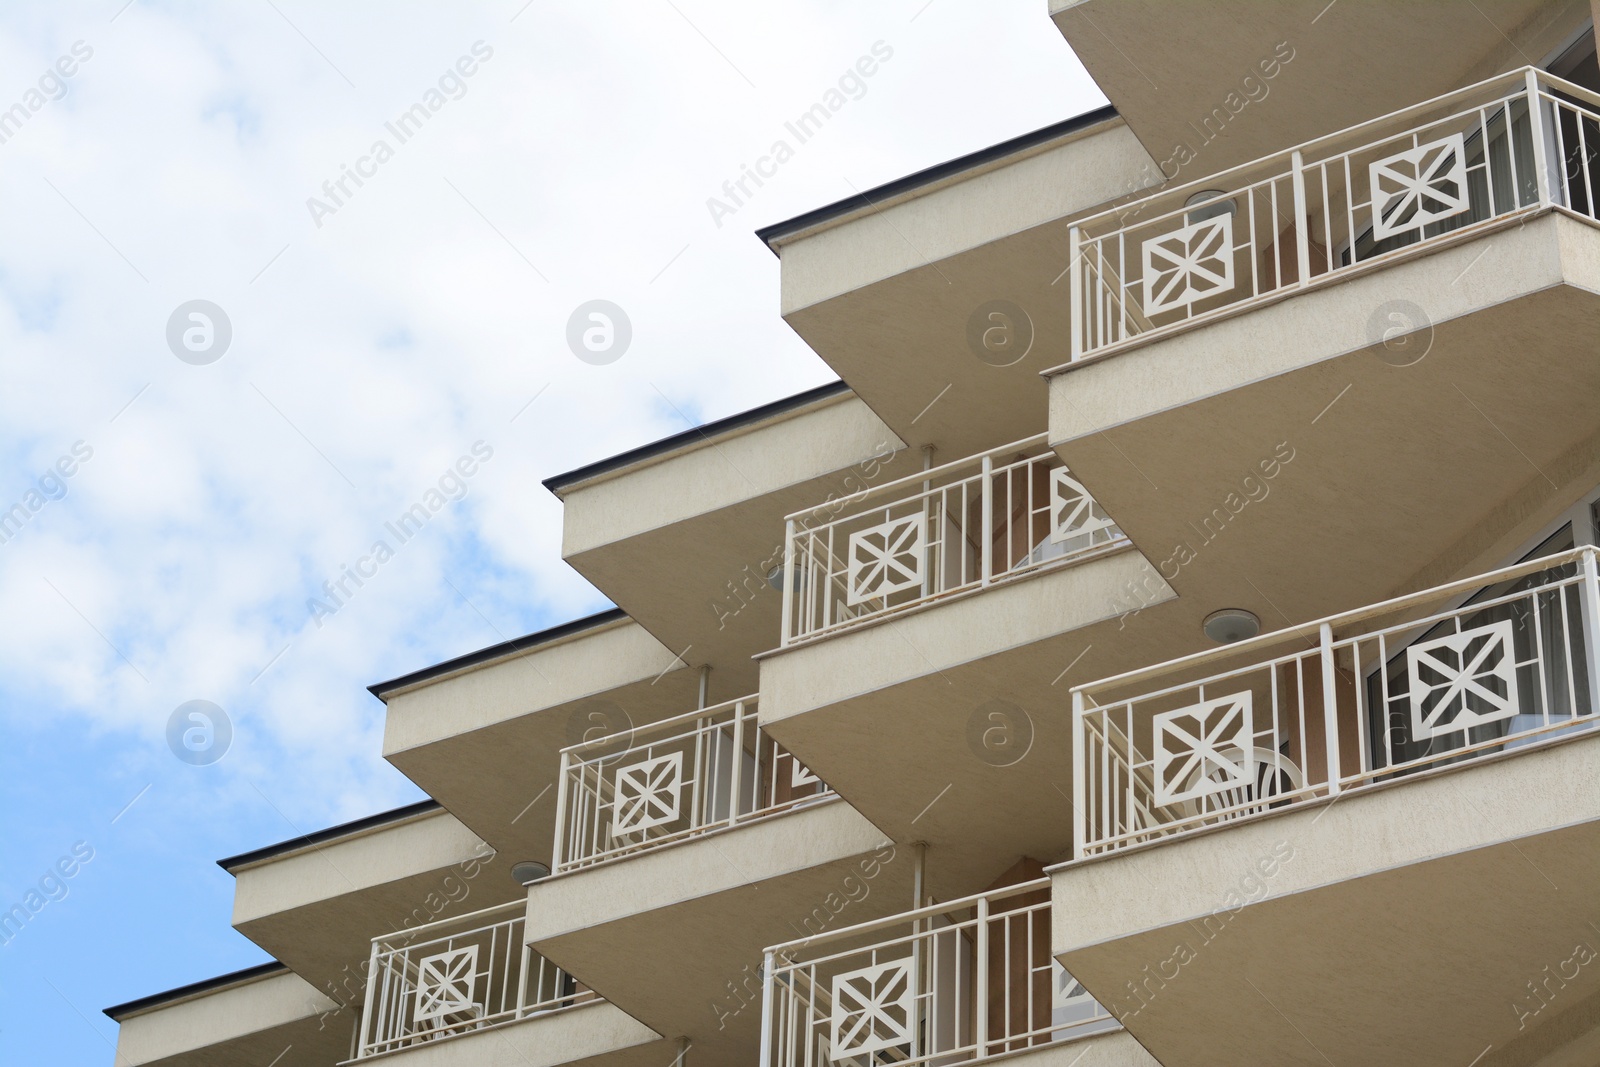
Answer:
[1184,189,1237,224]
[510,860,551,886]
[1203,608,1260,645]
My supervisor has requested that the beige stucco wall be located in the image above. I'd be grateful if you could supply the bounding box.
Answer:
[557,394,903,558]
[113,970,337,1066]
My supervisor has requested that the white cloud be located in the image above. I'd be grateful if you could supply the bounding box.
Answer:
[0,0,1103,828]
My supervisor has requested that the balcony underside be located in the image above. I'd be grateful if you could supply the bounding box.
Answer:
[382,619,700,871]
[353,999,667,1067]
[759,550,1195,901]
[1050,0,1582,174]
[553,393,903,698]
[524,800,909,1067]
[1050,212,1600,639]
[774,118,1156,459]
[1051,731,1600,1067]
[111,968,345,1067]
[1006,1031,1160,1067]
[227,809,511,999]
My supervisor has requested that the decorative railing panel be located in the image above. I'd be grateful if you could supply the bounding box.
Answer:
[782,435,1124,644]
[1073,547,1600,859]
[356,903,591,1058]
[763,879,1116,1067]
[553,695,832,873]
[1068,67,1600,360]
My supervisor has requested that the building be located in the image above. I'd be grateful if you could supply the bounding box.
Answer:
[105,4,1600,1065]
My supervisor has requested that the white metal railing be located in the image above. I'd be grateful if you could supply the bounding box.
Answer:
[762,879,1117,1067]
[1068,66,1600,361]
[355,901,592,1058]
[781,434,1125,644]
[553,695,832,873]
[1072,547,1600,859]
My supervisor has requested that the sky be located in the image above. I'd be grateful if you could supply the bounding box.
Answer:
[0,2,1105,1062]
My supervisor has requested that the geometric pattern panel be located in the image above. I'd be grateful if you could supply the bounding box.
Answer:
[790,757,820,789]
[1142,213,1235,315]
[846,514,926,606]
[414,945,479,1022]
[612,751,685,836]
[831,957,916,1060]
[1049,467,1119,544]
[1370,133,1470,240]
[1052,964,1092,1011]
[1152,692,1255,806]
[1406,619,1520,740]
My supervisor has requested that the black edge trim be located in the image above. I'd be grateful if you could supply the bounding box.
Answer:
[217,799,442,873]
[754,105,1119,254]
[366,607,629,700]
[104,962,288,1021]
[542,380,850,494]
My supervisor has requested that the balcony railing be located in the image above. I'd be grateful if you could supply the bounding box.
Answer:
[1072,547,1600,859]
[355,901,592,1058]
[761,879,1117,1067]
[780,434,1124,645]
[1067,66,1600,361]
[553,695,833,873]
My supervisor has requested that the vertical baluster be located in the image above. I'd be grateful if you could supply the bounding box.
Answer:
[552,749,571,872]
[729,700,747,824]
[1378,632,1393,769]
[972,460,985,591]
[975,895,989,1057]
[781,518,795,645]
[359,938,382,1055]
[1580,107,1597,218]
[1532,585,1552,733]
[1068,225,1082,360]
[823,525,835,631]
[1320,623,1342,794]
[1353,639,1370,776]
[1291,150,1311,286]
[1344,153,1358,264]
[1581,549,1600,719]
[1526,69,1554,207]
[1072,691,1087,858]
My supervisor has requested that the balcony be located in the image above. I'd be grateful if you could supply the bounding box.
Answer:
[351,900,668,1067]
[1054,547,1600,1065]
[356,903,589,1057]
[1046,67,1600,648]
[1071,546,1600,858]
[1065,68,1600,363]
[762,880,1148,1067]
[529,697,905,1067]
[780,434,1125,645]
[553,695,833,872]
[756,437,1161,905]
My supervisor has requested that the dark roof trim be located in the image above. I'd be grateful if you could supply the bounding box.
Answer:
[755,105,1119,253]
[542,380,850,495]
[217,799,441,873]
[104,962,287,1021]
[367,607,628,699]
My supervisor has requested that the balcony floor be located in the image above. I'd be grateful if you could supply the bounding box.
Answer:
[348,999,667,1067]
[1051,730,1600,1067]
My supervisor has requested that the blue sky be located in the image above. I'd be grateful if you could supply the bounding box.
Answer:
[0,2,1103,1062]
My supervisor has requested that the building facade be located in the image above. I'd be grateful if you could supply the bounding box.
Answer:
[106,4,1600,1065]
